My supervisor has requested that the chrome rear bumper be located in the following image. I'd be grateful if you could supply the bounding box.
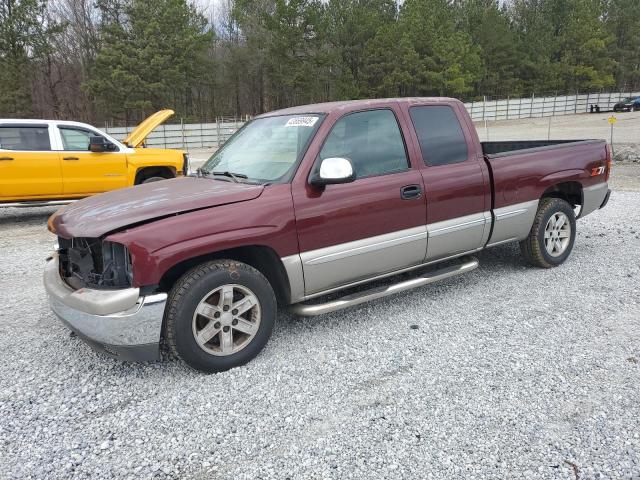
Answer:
[44,254,166,362]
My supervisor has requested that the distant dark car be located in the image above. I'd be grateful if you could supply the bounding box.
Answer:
[613,96,640,112]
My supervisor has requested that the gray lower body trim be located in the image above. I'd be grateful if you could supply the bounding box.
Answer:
[426,211,490,261]
[284,201,540,304]
[487,199,539,247]
[299,226,428,295]
[580,182,609,218]
[281,254,305,304]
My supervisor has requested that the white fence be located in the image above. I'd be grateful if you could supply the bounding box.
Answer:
[104,120,245,150]
[464,91,640,122]
[104,91,639,150]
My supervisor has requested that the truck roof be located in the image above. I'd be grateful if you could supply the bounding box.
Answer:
[0,118,96,129]
[258,97,461,117]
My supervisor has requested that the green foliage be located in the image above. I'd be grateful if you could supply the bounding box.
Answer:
[0,0,60,116]
[3,0,640,120]
[85,0,213,122]
[605,0,640,89]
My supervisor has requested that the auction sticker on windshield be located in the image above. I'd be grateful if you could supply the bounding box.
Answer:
[285,116,319,127]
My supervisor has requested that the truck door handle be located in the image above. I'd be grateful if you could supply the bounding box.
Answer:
[63,156,80,161]
[401,184,422,200]
[0,156,14,161]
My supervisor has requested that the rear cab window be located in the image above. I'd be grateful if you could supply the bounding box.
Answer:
[320,109,409,178]
[409,106,468,166]
[0,125,52,151]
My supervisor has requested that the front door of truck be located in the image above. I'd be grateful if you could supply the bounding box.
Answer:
[0,124,62,200]
[57,126,127,195]
[292,108,427,296]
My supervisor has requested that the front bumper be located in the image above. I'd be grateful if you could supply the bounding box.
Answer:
[44,254,167,362]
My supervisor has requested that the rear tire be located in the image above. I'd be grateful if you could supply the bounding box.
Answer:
[519,198,576,268]
[164,260,276,373]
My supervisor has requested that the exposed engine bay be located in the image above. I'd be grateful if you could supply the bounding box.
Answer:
[57,237,132,289]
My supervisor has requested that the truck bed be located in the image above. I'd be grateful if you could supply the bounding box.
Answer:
[482,140,599,157]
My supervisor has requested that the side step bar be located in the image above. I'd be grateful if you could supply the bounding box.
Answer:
[291,256,479,317]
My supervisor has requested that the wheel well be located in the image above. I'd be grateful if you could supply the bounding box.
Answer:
[158,245,291,305]
[541,181,583,208]
[135,166,176,184]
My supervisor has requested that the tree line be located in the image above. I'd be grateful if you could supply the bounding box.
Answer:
[1,0,639,125]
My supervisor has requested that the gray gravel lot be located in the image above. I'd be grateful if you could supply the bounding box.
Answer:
[1,176,640,479]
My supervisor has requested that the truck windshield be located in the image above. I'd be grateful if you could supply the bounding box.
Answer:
[202,114,324,184]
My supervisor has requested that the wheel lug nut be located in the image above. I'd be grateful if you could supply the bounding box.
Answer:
[223,305,230,311]
[223,326,230,332]
[232,309,238,315]
[214,312,220,318]
[232,319,238,326]
[214,322,221,329]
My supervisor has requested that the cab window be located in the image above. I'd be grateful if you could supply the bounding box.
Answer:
[409,106,468,166]
[59,127,113,151]
[0,126,51,151]
[319,109,409,179]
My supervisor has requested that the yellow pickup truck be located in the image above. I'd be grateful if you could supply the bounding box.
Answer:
[0,110,189,207]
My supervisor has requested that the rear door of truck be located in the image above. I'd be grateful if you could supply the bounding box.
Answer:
[399,101,492,262]
[0,123,63,201]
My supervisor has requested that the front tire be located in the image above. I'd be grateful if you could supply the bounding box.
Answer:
[141,176,167,184]
[164,260,276,373]
[519,198,576,268]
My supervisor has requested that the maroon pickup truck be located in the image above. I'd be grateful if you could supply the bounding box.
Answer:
[45,98,611,372]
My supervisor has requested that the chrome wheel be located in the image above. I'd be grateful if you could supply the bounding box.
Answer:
[544,212,571,257]
[192,284,261,356]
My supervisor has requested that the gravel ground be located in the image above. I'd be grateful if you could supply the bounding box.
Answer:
[2,180,640,479]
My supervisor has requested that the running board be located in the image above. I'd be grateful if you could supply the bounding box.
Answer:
[291,256,479,316]
[0,200,77,208]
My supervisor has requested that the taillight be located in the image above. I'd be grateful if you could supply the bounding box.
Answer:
[604,144,612,181]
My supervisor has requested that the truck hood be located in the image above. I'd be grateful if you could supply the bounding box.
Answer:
[51,178,264,238]
[122,109,174,148]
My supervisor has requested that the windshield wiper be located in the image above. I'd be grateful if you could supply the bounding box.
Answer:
[213,171,248,183]
[198,169,248,183]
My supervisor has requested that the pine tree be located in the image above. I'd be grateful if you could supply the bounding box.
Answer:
[0,0,60,116]
[85,0,213,123]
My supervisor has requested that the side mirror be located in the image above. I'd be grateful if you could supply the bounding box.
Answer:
[310,157,356,186]
[89,136,116,152]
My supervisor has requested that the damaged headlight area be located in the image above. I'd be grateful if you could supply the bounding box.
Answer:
[58,237,133,289]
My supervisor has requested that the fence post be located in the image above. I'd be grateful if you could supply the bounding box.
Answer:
[180,118,187,152]
[216,118,221,149]
[531,93,535,118]
[483,96,488,140]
